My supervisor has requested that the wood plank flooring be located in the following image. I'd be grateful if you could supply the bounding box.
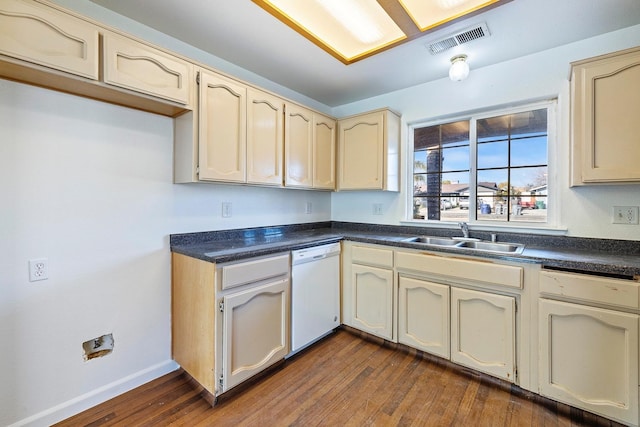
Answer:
[56,328,624,427]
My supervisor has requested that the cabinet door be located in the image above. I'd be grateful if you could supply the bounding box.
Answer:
[102,33,192,105]
[285,104,313,187]
[451,287,515,382]
[0,0,98,79]
[338,111,384,190]
[539,299,639,425]
[246,88,284,186]
[351,264,394,341]
[198,71,246,182]
[572,47,640,184]
[398,276,449,358]
[313,113,336,190]
[222,278,289,392]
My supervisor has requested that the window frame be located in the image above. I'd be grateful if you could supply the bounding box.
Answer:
[406,99,558,230]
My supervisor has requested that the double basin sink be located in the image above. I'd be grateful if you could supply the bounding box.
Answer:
[402,236,524,254]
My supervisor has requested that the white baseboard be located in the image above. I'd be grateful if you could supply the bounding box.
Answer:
[9,360,180,427]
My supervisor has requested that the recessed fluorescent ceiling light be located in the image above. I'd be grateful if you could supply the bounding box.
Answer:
[253,0,506,64]
[256,0,406,63]
[399,0,501,31]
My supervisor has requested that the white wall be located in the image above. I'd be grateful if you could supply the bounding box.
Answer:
[331,25,640,240]
[0,80,330,426]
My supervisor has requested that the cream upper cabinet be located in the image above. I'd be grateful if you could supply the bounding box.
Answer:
[0,0,99,79]
[398,276,450,359]
[285,104,314,188]
[451,287,516,382]
[571,46,640,185]
[312,113,336,190]
[337,108,400,191]
[102,32,192,106]
[198,71,247,183]
[247,88,284,186]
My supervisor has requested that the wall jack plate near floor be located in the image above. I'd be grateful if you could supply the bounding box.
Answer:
[612,206,639,224]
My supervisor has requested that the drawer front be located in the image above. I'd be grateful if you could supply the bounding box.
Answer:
[540,270,640,310]
[351,245,393,268]
[102,32,192,105]
[396,251,522,289]
[219,253,289,290]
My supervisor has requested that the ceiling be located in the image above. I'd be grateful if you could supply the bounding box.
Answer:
[89,0,640,107]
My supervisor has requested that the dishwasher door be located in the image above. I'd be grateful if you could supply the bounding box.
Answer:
[290,243,341,354]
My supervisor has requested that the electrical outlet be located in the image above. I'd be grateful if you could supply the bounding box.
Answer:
[222,202,232,218]
[305,202,313,214]
[29,258,48,282]
[373,203,383,215]
[612,206,639,224]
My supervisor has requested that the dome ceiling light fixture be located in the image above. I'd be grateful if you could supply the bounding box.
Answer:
[449,54,470,81]
[252,0,509,64]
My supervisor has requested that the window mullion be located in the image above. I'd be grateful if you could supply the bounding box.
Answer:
[469,117,478,222]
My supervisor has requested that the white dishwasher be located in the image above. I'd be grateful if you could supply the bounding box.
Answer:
[290,242,341,354]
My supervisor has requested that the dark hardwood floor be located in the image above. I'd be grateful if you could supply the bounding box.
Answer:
[56,328,624,426]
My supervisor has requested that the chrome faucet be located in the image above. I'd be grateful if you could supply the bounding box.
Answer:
[458,222,469,238]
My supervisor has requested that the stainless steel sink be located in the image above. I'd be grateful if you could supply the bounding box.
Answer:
[402,235,524,254]
[455,240,524,254]
[403,236,459,246]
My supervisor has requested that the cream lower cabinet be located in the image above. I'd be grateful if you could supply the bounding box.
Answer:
[539,299,638,426]
[342,243,395,341]
[221,278,289,392]
[172,252,290,399]
[538,269,640,426]
[451,287,516,382]
[351,264,394,341]
[398,276,450,358]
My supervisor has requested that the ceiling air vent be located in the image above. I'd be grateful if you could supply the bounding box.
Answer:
[426,22,491,55]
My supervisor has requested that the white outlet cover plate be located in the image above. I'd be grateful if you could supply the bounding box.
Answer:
[612,206,639,224]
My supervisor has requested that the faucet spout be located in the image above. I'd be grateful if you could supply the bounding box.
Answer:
[458,222,469,238]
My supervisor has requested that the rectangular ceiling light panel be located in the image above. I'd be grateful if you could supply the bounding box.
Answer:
[399,0,501,31]
[257,0,406,63]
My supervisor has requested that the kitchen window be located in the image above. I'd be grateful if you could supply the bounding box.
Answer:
[411,101,554,225]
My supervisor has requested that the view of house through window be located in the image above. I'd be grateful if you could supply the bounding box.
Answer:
[412,103,551,223]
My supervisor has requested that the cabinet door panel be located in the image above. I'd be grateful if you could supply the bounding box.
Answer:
[102,33,192,105]
[198,71,246,182]
[351,264,394,340]
[338,112,384,190]
[313,114,336,189]
[247,88,284,185]
[572,47,640,183]
[539,299,639,425]
[398,276,449,358]
[222,278,289,392]
[285,104,313,187]
[451,287,515,382]
[0,0,98,79]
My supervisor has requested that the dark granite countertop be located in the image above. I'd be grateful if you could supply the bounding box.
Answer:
[170,221,640,278]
